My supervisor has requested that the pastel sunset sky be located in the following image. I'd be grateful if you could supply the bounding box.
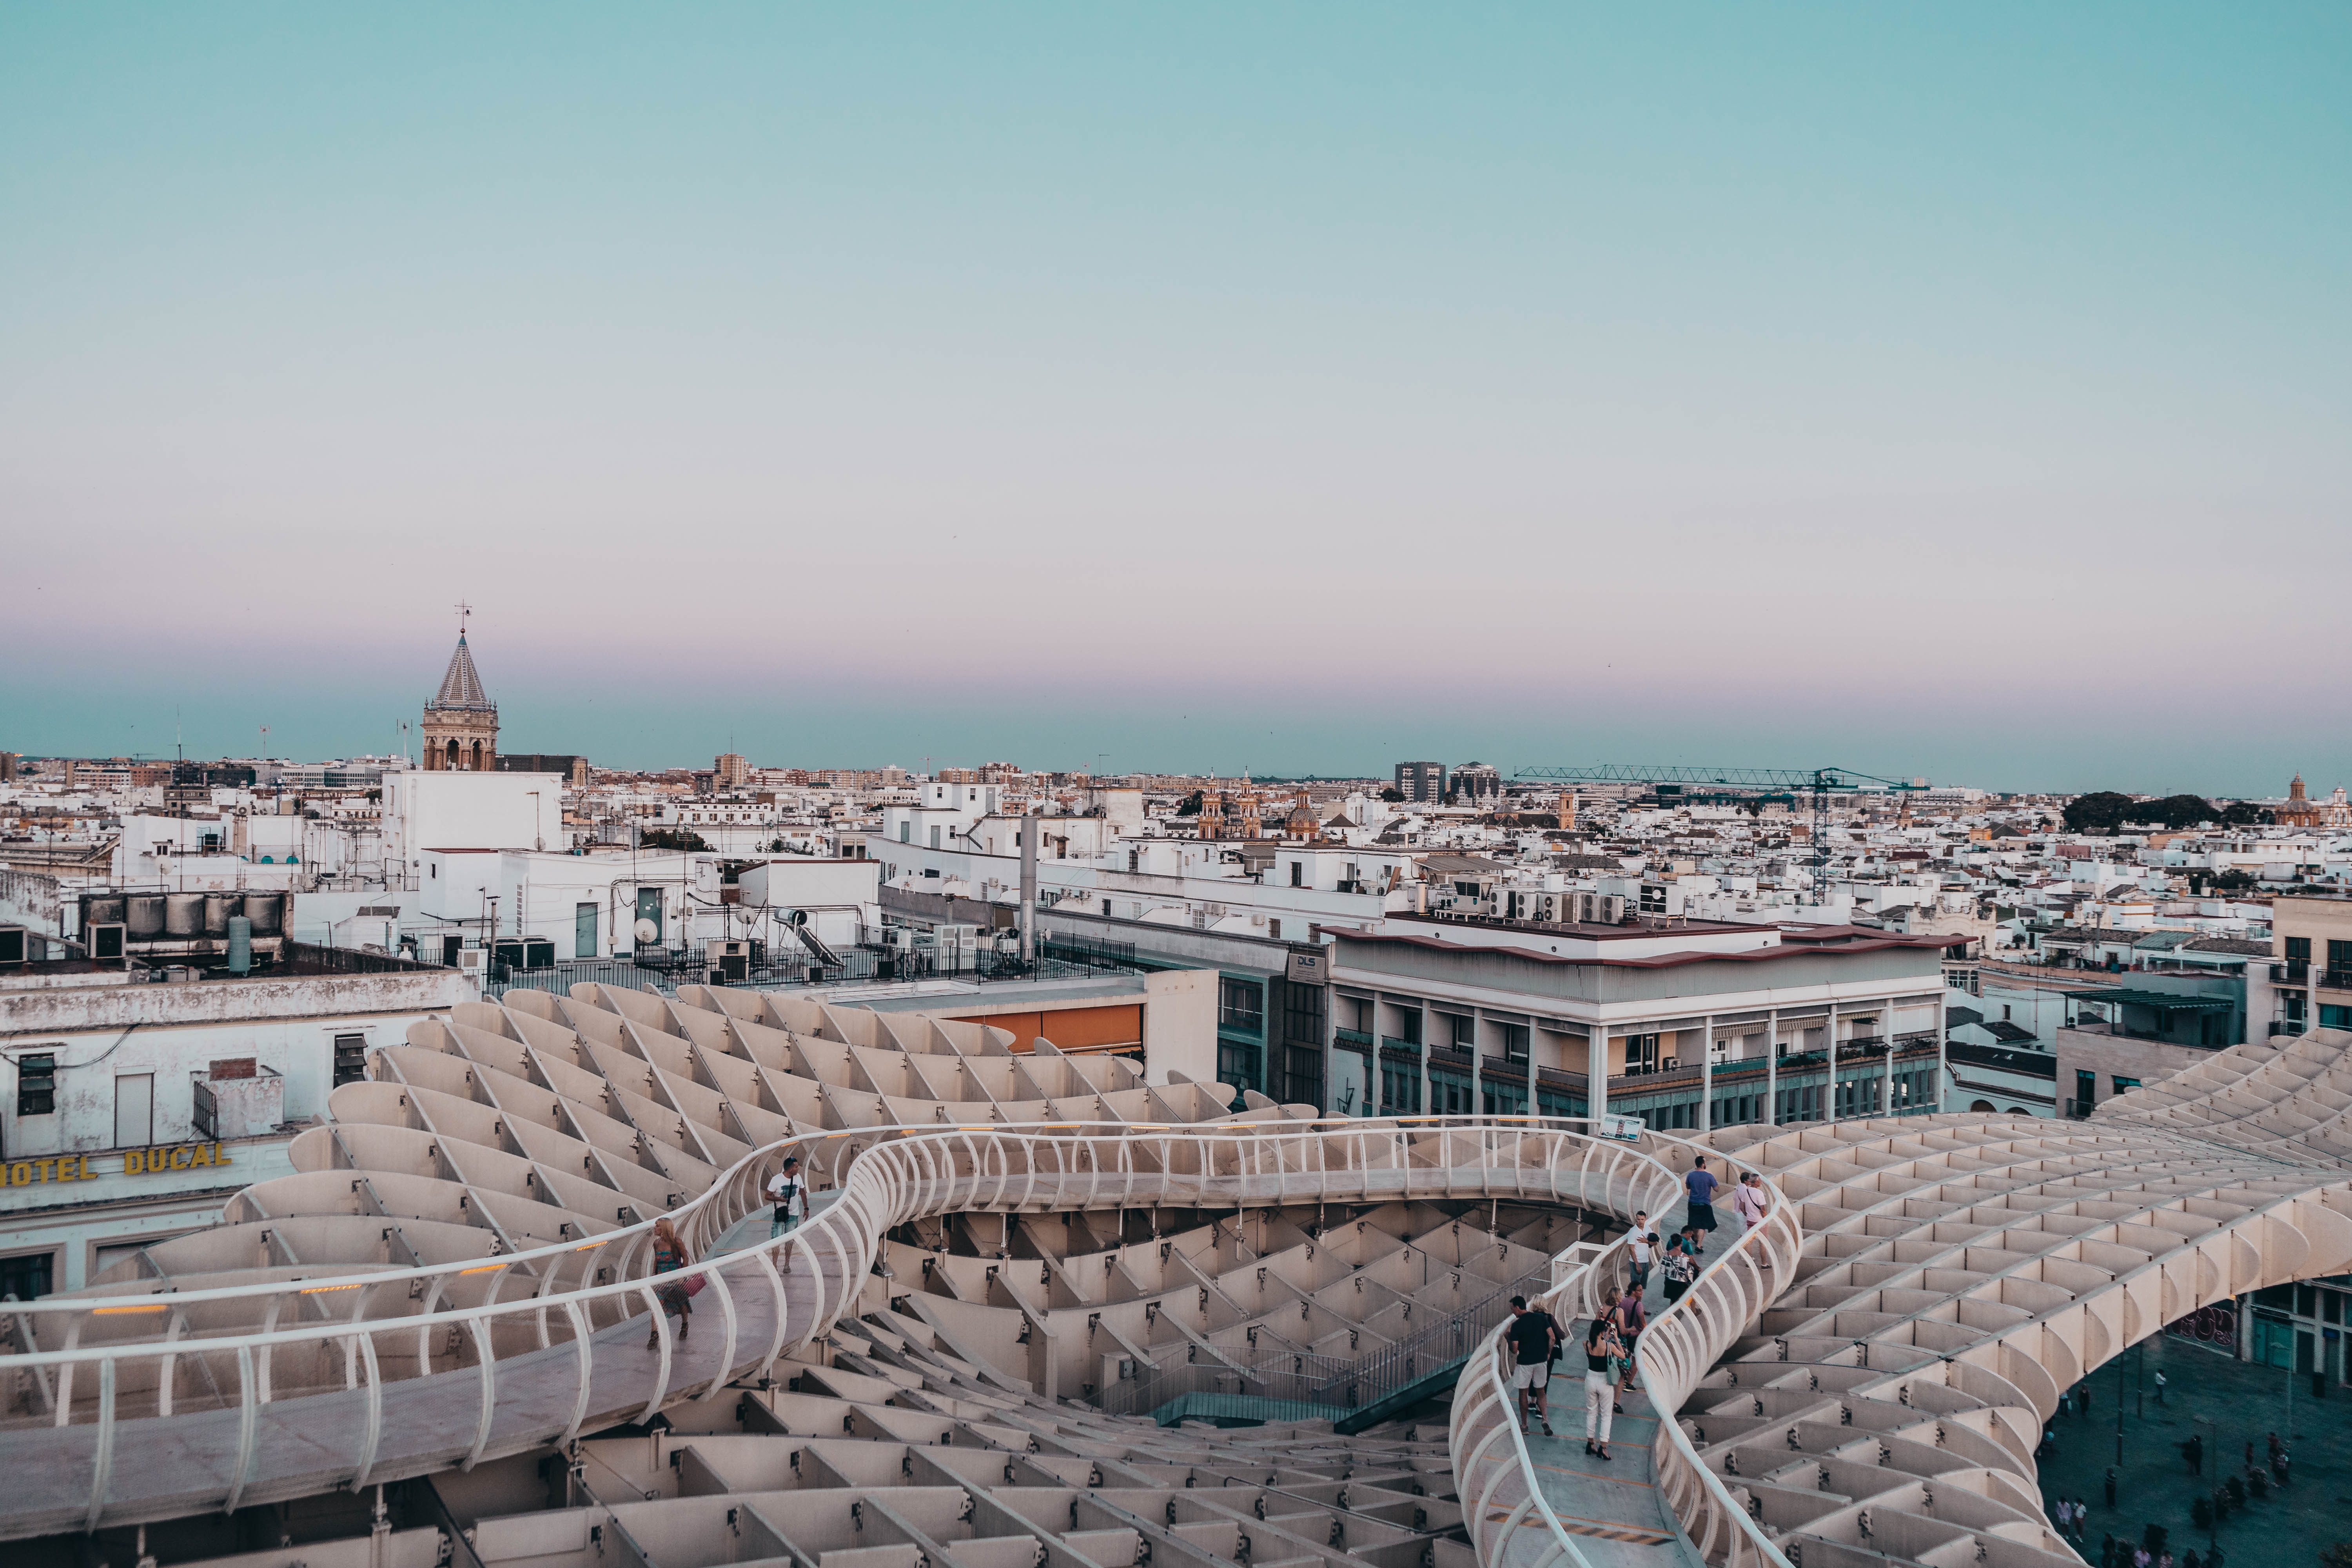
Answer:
[4,5,2346,793]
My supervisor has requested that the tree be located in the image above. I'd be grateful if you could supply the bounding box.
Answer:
[639,828,710,852]
[2147,793,2216,830]
[2062,792,2134,836]
[2220,801,2272,826]
[1175,791,1202,817]
[1379,788,1404,803]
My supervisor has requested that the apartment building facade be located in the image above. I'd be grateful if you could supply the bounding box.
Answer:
[1328,915,1956,1133]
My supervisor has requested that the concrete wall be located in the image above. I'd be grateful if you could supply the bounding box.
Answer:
[1142,969,1216,1087]
[0,966,468,1159]
[2053,1026,2216,1115]
[385,770,565,875]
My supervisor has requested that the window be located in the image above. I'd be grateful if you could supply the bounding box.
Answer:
[1217,1039,1263,1094]
[2331,940,2352,975]
[1218,978,1264,1033]
[0,1252,53,1302]
[1450,1014,1476,1049]
[1623,1033,1661,1076]
[333,1033,369,1087]
[1289,862,1303,887]
[2322,1005,2352,1030]
[1482,1080,1528,1116]
[900,823,910,843]
[1429,1070,1472,1115]
[1380,1062,1422,1114]
[1499,1023,1528,1064]
[2111,1075,2140,1094]
[16,1053,56,1116]
[1267,919,1281,940]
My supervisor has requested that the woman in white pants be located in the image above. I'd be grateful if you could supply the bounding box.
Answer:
[1583,1299,1624,1459]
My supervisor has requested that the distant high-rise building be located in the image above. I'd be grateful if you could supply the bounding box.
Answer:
[713,753,750,789]
[1395,760,1445,802]
[1452,762,1501,802]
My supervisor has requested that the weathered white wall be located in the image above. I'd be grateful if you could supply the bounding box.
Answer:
[1141,969,1215,1086]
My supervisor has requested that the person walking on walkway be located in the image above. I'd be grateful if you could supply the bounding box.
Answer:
[1626,1212,1657,1296]
[647,1216,696,1349]
[1732,1169,1769,1234]
[2153,1368,2165,1403]
[1661,1230,1698,1304]
[1582,1306,1624,1460]
[1683,1158,1720,1254]
[1505,1295,1562,1437]
[768,1154,808,1241]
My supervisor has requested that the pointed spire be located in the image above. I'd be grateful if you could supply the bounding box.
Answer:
[428,633,495,712]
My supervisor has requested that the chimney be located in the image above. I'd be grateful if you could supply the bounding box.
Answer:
[1019,809,1038,964]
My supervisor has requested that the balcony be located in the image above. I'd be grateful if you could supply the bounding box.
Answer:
[2269,1020,2307,1038]
[1608,1062,1704,1093]
[1775,1049,1829,1071]
[2320,969,2352,992]
[1334,1026,1374,1051]
[1837,1036,1889,1062]
[2270,961,2308,984]
[1379,1036,1422,1061]
[1481,1056,1530,1084]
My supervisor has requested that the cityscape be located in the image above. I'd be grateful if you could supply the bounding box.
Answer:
[4,9,2349,1568]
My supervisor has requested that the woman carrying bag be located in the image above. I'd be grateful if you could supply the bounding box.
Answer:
[647,1217,702,1349]
[1583,1298,1626,1460]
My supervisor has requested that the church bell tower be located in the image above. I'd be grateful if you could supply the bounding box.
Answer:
[422,608,499,772]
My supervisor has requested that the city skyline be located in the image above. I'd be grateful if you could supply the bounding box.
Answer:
[5,5,2348,795]
[8,616,2346,802]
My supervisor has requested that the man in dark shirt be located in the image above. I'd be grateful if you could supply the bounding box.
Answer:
[1683,1156,1720,1254]
[1505,1295,1562,1436]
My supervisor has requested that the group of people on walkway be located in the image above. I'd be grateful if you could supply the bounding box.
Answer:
[1501,1156,1776,1463]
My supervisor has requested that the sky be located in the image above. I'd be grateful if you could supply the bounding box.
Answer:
[3,5,2347,796]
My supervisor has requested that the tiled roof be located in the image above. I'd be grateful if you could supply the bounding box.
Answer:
[428,634,495,712]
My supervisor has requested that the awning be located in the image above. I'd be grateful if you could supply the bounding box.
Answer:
[2060,989,2234,1012]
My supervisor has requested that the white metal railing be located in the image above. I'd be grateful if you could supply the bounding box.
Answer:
[0,1115,1673,1540]
[1446,1134,1804,1568]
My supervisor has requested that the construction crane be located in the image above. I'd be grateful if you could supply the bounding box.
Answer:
[1514,764,1931,903]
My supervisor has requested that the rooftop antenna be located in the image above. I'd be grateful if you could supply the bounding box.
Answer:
[455,600,472,637]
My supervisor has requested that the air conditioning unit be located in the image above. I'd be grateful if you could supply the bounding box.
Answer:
[455,948,489,977]
[88,923,127,962]
[706,939,750,982]
[0,926,24,967]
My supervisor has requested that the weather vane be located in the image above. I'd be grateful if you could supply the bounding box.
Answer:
[455,600,473,635]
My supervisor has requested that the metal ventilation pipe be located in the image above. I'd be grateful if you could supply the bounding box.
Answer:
[1019,813,1038,964]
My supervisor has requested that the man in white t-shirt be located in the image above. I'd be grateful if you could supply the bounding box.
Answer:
[768,1154,807,1240]
[1626,1212,1658,1296]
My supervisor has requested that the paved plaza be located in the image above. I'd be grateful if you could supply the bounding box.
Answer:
[2035,1326,2351,1566]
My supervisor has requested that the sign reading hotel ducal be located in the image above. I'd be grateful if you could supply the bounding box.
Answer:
[1,1143,236,1186]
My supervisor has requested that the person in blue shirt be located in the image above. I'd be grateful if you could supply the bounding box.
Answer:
[1682,1156,1720,1255]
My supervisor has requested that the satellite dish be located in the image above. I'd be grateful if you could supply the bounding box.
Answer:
[633,918,659,943]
